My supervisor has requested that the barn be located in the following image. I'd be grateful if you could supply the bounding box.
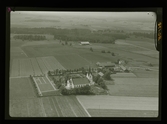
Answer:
[80,41,90,45]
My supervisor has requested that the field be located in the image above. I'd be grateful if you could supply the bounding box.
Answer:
[107,78,158,97]
[87,109,158,117]
[10,96,90,117]
[10,56,65,77]
[10,77,36,100]
[76,95,158,117]
[10,77,90,117]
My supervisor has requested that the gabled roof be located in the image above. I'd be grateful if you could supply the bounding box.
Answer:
[98,72,104,76]
[73,78,89,85]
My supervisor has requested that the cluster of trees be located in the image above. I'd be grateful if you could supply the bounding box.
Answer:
[11,27,130,44]
[131,32,154,39]
[50,76,63,89]
[61,85,95,95]
[93,75,108,90]
[13,34,46,41]
[48,67,95,76]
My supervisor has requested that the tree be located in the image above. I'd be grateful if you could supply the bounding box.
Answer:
[94,75,101,83]
[111,52,115,56]
[90,47,93,52]
[97,77,104,85]
[99,81,108,90]
[65,41,68,45]
[103,71,112,80]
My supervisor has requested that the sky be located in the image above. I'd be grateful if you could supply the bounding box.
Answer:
[12,11,156,21]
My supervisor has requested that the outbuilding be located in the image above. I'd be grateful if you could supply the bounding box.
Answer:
[80,41,90,45]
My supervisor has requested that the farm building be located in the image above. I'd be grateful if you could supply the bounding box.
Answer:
[80,41,90,45]
[96,62,115,67]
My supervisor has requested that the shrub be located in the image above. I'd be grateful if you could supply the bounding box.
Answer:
[99,81,108,90]
[107,51,111,53]
[90,47,93,52]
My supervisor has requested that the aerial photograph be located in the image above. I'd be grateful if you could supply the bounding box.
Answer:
[9,11,159,117]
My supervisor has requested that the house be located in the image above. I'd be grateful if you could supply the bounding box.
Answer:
[98,72,104,77]
[80,41,90,45]
[119,65,126,71]
[97,62,115,67]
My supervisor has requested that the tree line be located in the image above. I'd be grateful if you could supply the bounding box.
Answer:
[130,32,154,39]
[11,27,129,44]
[13,34,46,41]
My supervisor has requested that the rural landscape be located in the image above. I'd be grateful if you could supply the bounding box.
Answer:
[9,11,159,117]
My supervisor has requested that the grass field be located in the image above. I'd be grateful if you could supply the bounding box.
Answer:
[107,78,158,97]
[76,95,158,110]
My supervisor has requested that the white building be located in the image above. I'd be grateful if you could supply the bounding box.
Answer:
[80,41,90,45]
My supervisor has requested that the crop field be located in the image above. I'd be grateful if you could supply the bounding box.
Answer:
[55,54,92,69]
[10,77,36,100]
[76,96,158,111]
[87,109,158,117]
[107,78,158,97]
[111,73,137,78]
[10,96,90,117]
[10,56,65,77]
[76,95,158,111]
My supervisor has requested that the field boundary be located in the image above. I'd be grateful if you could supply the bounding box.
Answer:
[20,47,28,57]
[76,96,91,117]
[50,98,60,117]
[65,97,77,117]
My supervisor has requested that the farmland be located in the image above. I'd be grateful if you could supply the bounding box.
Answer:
[10,56,65,77]
[76,95,158,117]
[107,78,158,97]
[87,109,158,117]
[10,96,90,117]
[9,11,159,118]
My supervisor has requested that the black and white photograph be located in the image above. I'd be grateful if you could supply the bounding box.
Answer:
[9,10,159,117]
